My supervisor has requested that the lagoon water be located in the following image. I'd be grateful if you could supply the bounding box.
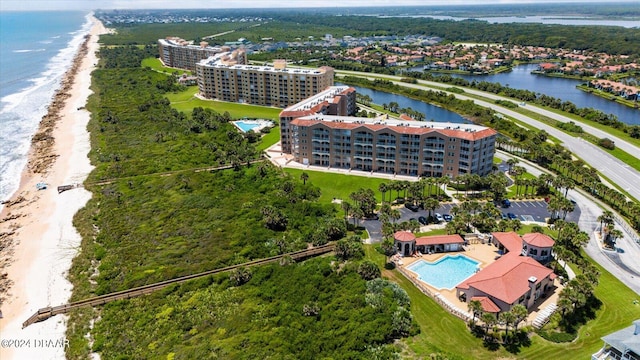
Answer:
[0,11,91,206]
[387,15,640,28]
[408,64,639,125]
[341,84,471,124]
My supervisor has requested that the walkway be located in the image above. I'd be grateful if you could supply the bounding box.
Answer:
[22,244,334,328]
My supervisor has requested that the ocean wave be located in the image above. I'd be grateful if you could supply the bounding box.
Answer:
[13,48,46,53]
[1,14,92,113]
[0,12,93,207]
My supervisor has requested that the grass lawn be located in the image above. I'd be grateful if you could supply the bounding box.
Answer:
[283,168,388,204]
[505,172,539,199]
[517,256,640,360]
[256,126,280,151]
[365,243,640,359]
[165,86,281,120]
[414,228,449,237]
[141,57,191,75]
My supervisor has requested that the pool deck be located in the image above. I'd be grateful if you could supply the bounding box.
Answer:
[232,119,273,133]
[399,242,562,324]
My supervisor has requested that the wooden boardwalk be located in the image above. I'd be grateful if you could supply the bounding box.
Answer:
[23,244,334,328]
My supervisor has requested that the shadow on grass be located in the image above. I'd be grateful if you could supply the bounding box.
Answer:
[560,295,602,333]
[503,330,532,354]
[470,325,532,353]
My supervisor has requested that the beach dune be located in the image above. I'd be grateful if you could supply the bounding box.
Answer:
[0,16,107,360]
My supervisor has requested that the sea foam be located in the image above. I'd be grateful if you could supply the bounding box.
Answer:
[0,13,92,211]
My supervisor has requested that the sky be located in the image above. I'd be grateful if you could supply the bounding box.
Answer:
[1,0,637,11]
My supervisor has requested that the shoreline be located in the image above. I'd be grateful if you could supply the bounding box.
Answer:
[0,15,106,359]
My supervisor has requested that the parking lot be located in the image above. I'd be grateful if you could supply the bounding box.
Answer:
[361,199,581,243]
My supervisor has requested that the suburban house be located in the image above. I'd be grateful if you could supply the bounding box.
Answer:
[456,231,556,313]
[592,319,640,360]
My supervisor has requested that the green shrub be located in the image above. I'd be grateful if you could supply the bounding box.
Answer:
[598,137,616,150]
[537,330,577,343]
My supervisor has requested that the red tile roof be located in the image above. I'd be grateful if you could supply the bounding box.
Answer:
[287,119,497,141]
[471,296,501,313]
[394,231,416,242]
[522,233,555,248]
[416,234,464,246]
[492,232,523,253]
[458,255,554,304]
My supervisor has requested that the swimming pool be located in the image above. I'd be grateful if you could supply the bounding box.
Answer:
[233,119,273,133]
[407,255,480,290]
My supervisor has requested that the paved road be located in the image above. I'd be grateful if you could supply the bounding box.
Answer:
[498,152,640,295]
[337,70,640,157]
[415,78,640,157]
[336,70,640,201]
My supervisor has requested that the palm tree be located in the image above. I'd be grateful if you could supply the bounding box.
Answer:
[607,228,624,248]
[341,201,352,223]
[379,182,388,204]
[481,312,497,339]
[468,300,484,327]
[500,311,517,343]
[507,158,519,174]
[400,181,410,201]
[559,197,575,220]
[424,197,440,221]
[300,172,309,185]
[511,304,528,334]
[547,196,562,220]
[597,210,614,237]
[389,208,401,224]
[557,296,573,318]
[563,178,575,198]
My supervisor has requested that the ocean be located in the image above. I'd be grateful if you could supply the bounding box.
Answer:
[0,11,91,210]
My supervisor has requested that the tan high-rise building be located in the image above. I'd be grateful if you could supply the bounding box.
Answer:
[279,86,357,154]
[280,90,497,178]
[196,57,334,108]
[158,37,243,71]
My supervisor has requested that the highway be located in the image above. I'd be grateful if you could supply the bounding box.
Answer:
[336,70,640,201]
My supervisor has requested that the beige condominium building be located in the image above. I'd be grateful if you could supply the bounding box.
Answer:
[158,37,244,71]
[196,57,335,108]
[280,87,497,177]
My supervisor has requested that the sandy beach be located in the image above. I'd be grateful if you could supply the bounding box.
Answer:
[0,16,107,359]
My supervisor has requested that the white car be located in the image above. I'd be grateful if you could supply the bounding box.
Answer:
[435,213,444,222]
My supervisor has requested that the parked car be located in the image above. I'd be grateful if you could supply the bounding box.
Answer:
[404,203,419,212]
[501,199,511,208]
[418,216,428,225]
[507,212,518,220]
[435,213,444,222]
[443,214,453,222]
[501,213,507,220]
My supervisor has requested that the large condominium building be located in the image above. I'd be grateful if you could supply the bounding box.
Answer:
[196,57,335,108]
[280,89,497,177]
[279,86,357,154]
[158,37,245,71]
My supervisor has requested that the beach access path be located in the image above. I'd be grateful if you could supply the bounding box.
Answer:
[0,16,107,360]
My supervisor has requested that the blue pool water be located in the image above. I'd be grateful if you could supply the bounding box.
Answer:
[234,120,262,132]
[407,255,480,290]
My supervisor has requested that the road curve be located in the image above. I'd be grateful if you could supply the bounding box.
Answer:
[336,70,640,201]
[337,70,640,157]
